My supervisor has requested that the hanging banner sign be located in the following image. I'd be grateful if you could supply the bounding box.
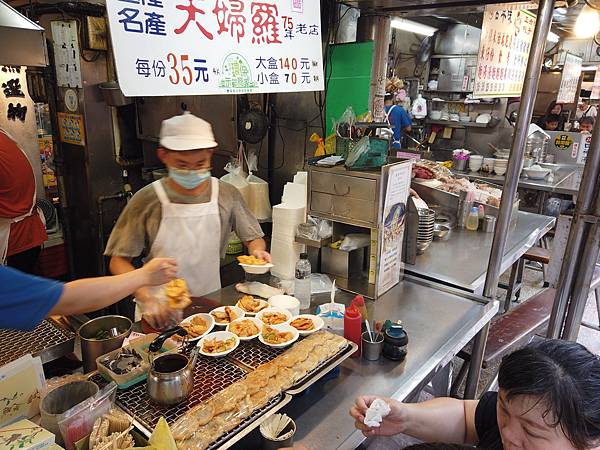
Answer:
[557,53,583,104]
[473,4,536,98]
[105,0,324,96]
[591,67,600,100]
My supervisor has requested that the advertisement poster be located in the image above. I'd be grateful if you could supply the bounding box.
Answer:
[557,53,583,104]
[377,162,411,296]
[591,67,600,100]
[473,4,536,98]
[105,0,324,96]
[57,112,85,146]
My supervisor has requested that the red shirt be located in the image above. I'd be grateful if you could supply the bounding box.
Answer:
[0,131,47,256]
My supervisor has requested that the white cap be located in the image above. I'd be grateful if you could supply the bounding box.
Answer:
[159,112,218,151]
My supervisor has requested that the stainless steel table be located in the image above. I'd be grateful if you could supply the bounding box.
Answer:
[200,277,498,450]
[406,211,555,294]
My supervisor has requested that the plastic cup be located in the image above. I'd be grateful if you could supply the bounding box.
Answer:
[361,331,384,361]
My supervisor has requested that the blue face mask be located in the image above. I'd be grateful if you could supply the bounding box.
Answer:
[168,168,211,189]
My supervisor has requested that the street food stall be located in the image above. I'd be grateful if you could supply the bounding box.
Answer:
[2,0,600,449]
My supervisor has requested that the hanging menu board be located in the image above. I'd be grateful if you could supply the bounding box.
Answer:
[557,53,583,104]
[105,0,324,96]
[473,4,536,98]
[591,67,600,100]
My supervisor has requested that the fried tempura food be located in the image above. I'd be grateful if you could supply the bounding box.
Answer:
[166,278,192,309]
[290,317,315,331]
[229,319,260,337]
[237,255,267,265]
[211,306,239,324]
[202,337,236,354]
[175,315,208,340]
[262,325,293,345]
[260,312,288,325]
[238,295,267,313]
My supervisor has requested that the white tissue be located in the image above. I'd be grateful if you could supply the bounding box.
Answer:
[364,399,391,428]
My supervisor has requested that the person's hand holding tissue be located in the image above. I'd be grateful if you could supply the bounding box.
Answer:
[350,396,406,437]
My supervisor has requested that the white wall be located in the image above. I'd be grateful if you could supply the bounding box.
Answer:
[0,67,43,196]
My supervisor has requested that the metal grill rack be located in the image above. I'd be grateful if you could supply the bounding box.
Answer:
[93,355,248,432]
[229,341,285,369]
[0,319,75,366]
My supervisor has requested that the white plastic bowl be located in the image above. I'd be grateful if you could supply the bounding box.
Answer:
[197,331,240,357]
[289,314,325,336]
[258,324,299,348]
[239,262,274,274]
[226,317,262,341]
[268,295,300,316]
[256,307,293,326]
[176,313,215,342]
[209,305,245,327]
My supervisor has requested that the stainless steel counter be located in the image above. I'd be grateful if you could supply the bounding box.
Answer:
[452,167,577,194]
[405,211,555,293]
[199,277,498,450]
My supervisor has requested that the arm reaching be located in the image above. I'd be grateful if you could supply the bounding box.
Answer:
[247,238,272,263]
[49,258,178,316]
[350,396,479,445]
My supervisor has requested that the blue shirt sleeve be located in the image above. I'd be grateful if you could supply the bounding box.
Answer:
[0,266,64,331]
[397,107,412,130]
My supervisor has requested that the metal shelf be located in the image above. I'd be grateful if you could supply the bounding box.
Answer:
[425,119,492,128]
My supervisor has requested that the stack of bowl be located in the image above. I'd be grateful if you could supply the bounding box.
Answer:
[417,209,435,254]
[469,155,483,172]
[494,158,508,176]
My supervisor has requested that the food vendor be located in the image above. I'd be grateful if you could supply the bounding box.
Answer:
[0,257,176,331]
[384,93,412,150]
[0,128,47,273]
[105,112,270,326]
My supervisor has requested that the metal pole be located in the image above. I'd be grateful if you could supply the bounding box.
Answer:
[357,14,391,122]
[547,117,600,338]
[464,0,555,399]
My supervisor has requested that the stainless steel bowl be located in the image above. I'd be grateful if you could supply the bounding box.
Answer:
[433,224,451,240]
[78,315,132,373]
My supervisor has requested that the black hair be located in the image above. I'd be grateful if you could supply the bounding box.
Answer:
[404,444,474,449]
[546,100,563,115]
[498,339,600,450]
[384,93,394,102]
[545,114,561,124]
[580,116,595,126]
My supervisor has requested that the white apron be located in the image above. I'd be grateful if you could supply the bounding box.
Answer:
[384,105,402,148]
[0,128,42,265]
[148,178,222,297]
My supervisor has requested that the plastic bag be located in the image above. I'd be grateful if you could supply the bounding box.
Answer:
[246,152,272,221]
[339,234,370,251]
[334,106,357,138]
[412,93,427,119]
[345,136,370,168]
[58,382,117,450]
[221,143,251,206]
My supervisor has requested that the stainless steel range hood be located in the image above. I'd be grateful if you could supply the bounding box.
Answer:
[0,1,47,66]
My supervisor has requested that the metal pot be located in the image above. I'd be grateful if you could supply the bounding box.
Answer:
[78,315,132,373]
[147,353,194,406]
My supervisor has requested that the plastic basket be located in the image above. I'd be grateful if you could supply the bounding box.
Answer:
[335,137,357,159]
[346,137,389,170]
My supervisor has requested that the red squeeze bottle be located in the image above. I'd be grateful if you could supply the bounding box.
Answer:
[351,295,368,321]
[344,305,362,357]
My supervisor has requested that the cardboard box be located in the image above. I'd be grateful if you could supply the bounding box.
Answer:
[0,419,55,450]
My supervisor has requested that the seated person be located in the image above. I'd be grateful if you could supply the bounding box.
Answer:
[351,339,600,449]
[540,114,561,131]
[580,116,595,134]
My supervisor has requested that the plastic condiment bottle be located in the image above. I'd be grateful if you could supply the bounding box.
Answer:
[466,206,480,231]
[344,306,362,357]
[351,295,368,322]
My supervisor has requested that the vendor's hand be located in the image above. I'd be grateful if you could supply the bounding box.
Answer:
[252,249,272,263]
[350,396,407,437]
[410,188,420,199]
[140,258,178,286]
[135,286,180,330]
